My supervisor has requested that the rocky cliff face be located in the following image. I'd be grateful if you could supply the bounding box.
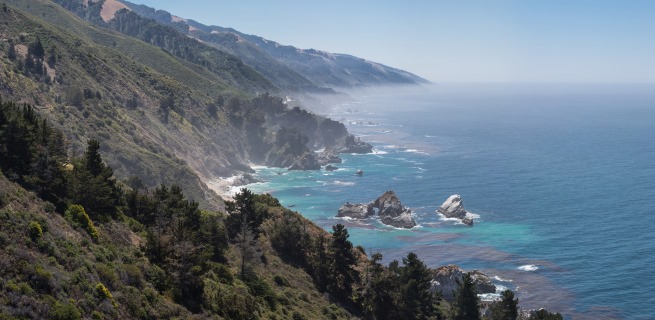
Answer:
[431,265,496,301]
[288,152,321,171]
[337,191,416,228]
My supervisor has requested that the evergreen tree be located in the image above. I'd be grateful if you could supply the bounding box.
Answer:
[7,42,16,60]
[69,139,120,220]
[364,252,400,320]
[528,309,563,320]
[309,233,330,291]
[328,224,357,299]
[490,289,519,320]
[399,252,440,320]
[28,37,45,59]
[453,273,481,320]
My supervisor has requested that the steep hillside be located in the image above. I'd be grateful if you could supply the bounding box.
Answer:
[0,102,359,318]
[1,0,369,210]
[118,0,429,89]
[1,0,249,209]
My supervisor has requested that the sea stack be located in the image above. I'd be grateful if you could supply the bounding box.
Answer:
[372,191,417,228]
[437,194,474,225]
[336,191,416,228]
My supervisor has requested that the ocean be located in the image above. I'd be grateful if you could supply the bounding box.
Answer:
[243,84,655,319]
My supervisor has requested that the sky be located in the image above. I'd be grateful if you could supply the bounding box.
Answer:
[132,0,655,83]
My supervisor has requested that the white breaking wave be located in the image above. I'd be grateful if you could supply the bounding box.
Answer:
[518,264,539,272]
[333,181,356,186]
[405,149,429,155]
[493,276,513,282]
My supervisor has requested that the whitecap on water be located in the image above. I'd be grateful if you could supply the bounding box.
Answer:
[405,149,429,155]
[518,264,539,272]
[493,275,513,282]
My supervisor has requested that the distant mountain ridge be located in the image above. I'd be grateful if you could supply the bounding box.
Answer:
[120,0,430,89]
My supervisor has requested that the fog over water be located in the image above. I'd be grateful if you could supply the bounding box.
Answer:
[244,83,655,319]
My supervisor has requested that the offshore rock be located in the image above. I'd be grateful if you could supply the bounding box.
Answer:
[437,194,468,219]
[325,164,338,171]
[337,202,374,220]
[462,217,474,226]
[372,191,417,228]
[288,152,321,170]
[336,191,416,228]
[432,265,496,301]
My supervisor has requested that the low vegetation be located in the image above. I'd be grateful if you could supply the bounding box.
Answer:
[0,98,563,319]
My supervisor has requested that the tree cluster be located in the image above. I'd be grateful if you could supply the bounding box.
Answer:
[0,98,563,319]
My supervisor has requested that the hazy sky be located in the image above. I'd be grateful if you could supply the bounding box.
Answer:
[132,0,655,83]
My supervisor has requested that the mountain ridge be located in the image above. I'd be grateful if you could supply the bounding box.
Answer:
[118,0,430,89]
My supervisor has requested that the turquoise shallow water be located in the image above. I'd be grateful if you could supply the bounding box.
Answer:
[244,84,655,319]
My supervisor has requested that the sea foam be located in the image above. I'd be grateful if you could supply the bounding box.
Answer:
[518,264,539,272]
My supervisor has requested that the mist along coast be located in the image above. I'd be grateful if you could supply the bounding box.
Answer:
[221,84,655,319]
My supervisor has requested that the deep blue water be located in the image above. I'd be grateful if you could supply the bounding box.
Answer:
[245,84,655,319]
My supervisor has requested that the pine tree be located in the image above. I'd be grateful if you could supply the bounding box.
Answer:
[528,309,563,320]
[453,273,481,320]
[7,42,16,60]
[28,37,45,59]
[328,224,357,299]
[490,289,519,320]
[69,140,120,220]
[399,252,440,320]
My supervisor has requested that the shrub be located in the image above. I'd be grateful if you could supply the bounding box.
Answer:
[30,265,53,293]
[29,221,43,241]
[50,301,81,320]
[95,283,117,308]
[65,204,99,242]
[120,263,143,288]
[273,275,289,287]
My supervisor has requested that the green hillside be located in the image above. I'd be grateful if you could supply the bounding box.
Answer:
[0,1,563,319]
[0,0,363,210]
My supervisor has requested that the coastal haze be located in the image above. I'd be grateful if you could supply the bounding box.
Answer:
[248,84,655,318]
[1,0,653,319]
[130,0,655,317]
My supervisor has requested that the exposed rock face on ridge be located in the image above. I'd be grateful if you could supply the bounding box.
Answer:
[437,194,475,226]
[337,191,417,228]
[431,265,496,301]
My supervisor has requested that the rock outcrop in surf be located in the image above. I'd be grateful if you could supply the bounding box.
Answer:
[337,203,374,220]
[438,194,475,226]
[431,265,496,301]
[337,191,416,228]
